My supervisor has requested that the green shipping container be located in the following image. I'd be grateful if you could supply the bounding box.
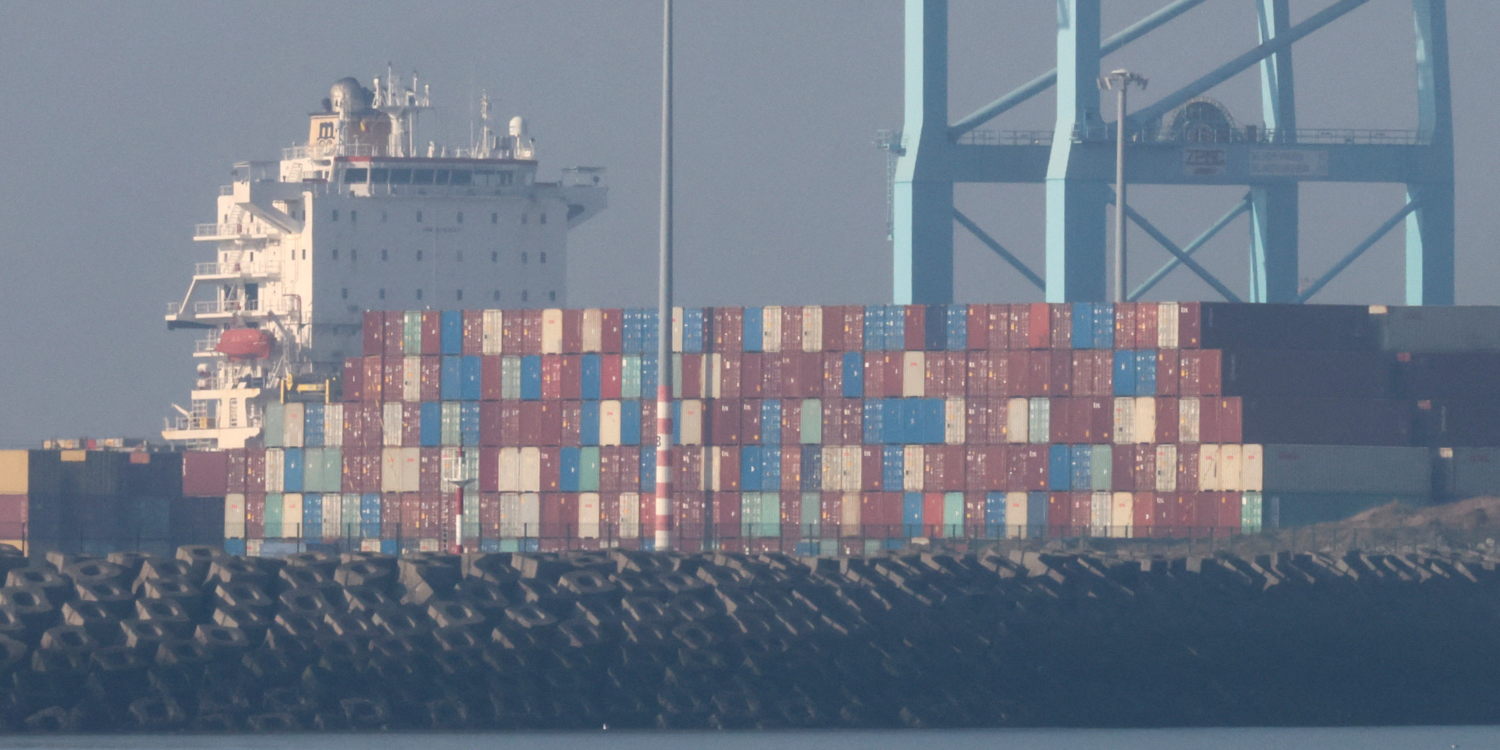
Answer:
[441,403,462,446]
[800,399,822,444]
[1091,445,1112,491]
[501,357,522,400]
[264,493,283,538]
[404,311,422,354]
[579,447,601,492]
[622,356,642,399]
[263,403,285,448]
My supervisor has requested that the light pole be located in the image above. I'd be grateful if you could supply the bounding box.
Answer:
[444,451,475,555]
[654,0,675,552]
[1100,69,1147,303]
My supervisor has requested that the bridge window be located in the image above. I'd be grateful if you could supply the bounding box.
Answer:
[522,290,529,302]
[381,249,388,261]
[379,289,386,300]
[491,213,498,224]
[331,210,338,221]
[539,213,546,225]
[450,170,472,186]
[416,250,423,262]
[416,211,423,223]
[539,252,546,264]
[457,211,464,224]
[331,249,339,261]
[491,251,498,262]
[493,291,500,301]
[416,289,424,301]
[456,289,464,301]
[341,288,348,300]
[343,168,368,183]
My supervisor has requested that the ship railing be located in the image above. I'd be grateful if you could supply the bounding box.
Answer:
[219,185,234,196]
[194,336,221,353]
[195,223,281,239]
[954,127,1425,147]
[167,415,216,431]
[169,298,286,316]
[954,129,1055,146]
[193,261,281,277]
[283,143,383,161]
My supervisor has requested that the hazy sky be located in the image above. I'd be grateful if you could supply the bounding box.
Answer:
[0,0,1495,448]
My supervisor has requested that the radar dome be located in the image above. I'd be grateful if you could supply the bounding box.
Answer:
[330,77,373,115]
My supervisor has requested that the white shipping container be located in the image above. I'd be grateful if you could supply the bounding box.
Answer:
[581,309,602,353]
[383,403,404,447]
[1157,302,1179,349]
[944,398,966,445]
[840,492,861,531]
[1027,398,1050,444]
[619,492,640,538]
[497,448,521,492]
[1007,398,1030,443]
[1220,444,1243,492]
[1242,444,1264,492]
[599,401,622,447]
[324,404,343,447]
[1113,398,1135,445]
[903,352,926,397]
[483,310,504,354]
[403,357,421,402]
[1133,397,1155,444]
[381,448,402,493]
[802,306,823,351]
[541,309,564,354]
[399,448,420,493]
[283,494,304,538]
[284,403,305,448]
[579,493,601,539]
[708,354,722,399]
[1090,492,1111,536]
[1179,397,1201,443]
[680,400,703,445]
[903,445,925,492]
[1111,492,1134,538]
[822,447,843,491]
[224,494,246,539]
[341,494,361,538]
[501,357,522,400]
[671,307,684,354]
[266,449,285,493]
[322,493,341,537]
[1198,445,1222,492]
[519,447,542,493]
[762,306,782,352]
[1006,492,1028,537]
[841,446,863,492]
[303,449,324,493]
[1155,445,1179,491]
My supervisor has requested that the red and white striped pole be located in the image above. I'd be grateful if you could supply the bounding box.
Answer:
[653,0,675,552]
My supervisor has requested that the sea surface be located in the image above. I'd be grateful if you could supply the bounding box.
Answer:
[4,727,1497,750]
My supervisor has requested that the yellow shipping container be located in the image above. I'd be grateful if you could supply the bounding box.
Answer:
[0,451,27,495]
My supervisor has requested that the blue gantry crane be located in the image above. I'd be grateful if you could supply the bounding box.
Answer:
[888,0,1453,305]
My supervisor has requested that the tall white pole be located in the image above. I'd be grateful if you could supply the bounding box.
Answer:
[654,0,675,552]
[1114,84,1128,303]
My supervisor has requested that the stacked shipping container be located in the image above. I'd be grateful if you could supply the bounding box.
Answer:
[180,303,1500,555]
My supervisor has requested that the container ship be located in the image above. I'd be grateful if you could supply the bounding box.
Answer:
[161,71,607,449]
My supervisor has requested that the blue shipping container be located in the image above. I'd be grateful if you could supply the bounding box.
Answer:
[863,305,882,351]
[620,400,642,445]
[283,449,305,492]
[420,403,442,446]
[581,402,601,446]
[560,447,580,492]
[1027,492,1049,538]
[461,403,481,446]
[743,308,763,353]
[639,448,655,491]
[946,305,967,351]
[901,399,946,444]
[441,310,463,355]
[1113,351,1137,396]
[303,493,322,540]
[761,400,781,445]
[761,447,781,490]
[1072,303,1095,349]
[863,400,885,444]
[985,492,1006,527]
[520,356,542,400]
[1093,304,1115,349]
[882,401,906,445]
[304,404,325,447]
[741,446,763,491]
[623,309,643,354]
[1135,351,1157,396]
[580,354,602,400]
[683,308,705,353]
[903,492,923,536]
[1070,446,1092,491]
[641,357,658,396]
[882,445,904,491]
[360,494,381,538]
[461,356,483,401]
[801,446,822,491]
[441,356,462,401]
[924,304,946,351]
[842,353,864,397]
[1048,445,1070,491]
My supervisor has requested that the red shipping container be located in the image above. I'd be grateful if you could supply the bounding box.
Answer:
[820,353,843,400]
[600,309,624,353]
[1026,351,1052,397]
[227,449,247,493]
[1199,397,1222,444]
[1047,493,1072,536]
[713,492,742,541]
[781,400,802,445]
[338,450,358,493]
[597,447,620,492]
[715,446,741,491]
[717,354,741,399]
[801,353,824,399]
[966,352,990,397]
[342,359,363,403]
[403,404,421,447]
[1072,493,1092,533]
[542,402,564,446]
[501,313,523,354]
[1135,302,1158,349]
[861,447,883,492]
[560,402,583,447]
[382,358,401,402]
[1009,446,1048,491]
[1219,397,1243,443]
[781,307,803,352]
[1200,349,1222,396]
[862,354,886,399]
[762,354,783,399]
[362,404,383,450]
[821,306,845,352]
[522,309,543,354]
[476,356,499,401]
[620,448,641,492]
[1071,351,1095,397]
[520,403,543,445]
[245,494,265,538]
[1049,398,1074,444]
[1179,302,1202,348]
[560,355,582,400]
[362,311,384,357]
[965,305,989,351]
[841,306,864,352]
[779,354,801,398]
[1134,491,1157,532]
[924,354,947,398]
[858,493,889,537]
[1133,445,1157,493]
[904,305,926,351]
[1050,304,1072,349]
[463,310,485,355]
[674,448,705,492]
[479,447,500,492]
[1177,445,1200,493]
[1156,398,1180,443]
[562,309,583,354]
[715,308,744,352]
[964,491,987,536]
[418,357,441,402]
[820,492,842,538]
[1194,492,1219,532]
[681,354,703,399]
[821,399,843,444]
[420,311,442,355]
[841,401,864,444]
[418,448,440,493]
[599,355,623,399]
[1025,303,1050,349]
[988,304,1012,351]
[245,448,267,491]
[1049,350,1073,397]
[640,400,657,445]
[540,355,562,400]
[711,401,741,444]
[740,400,762,444]
[381,493,403,538]
[479,493,502,533]
[1114,303,1137,350]
[965,400,990,446]
[1112,447,1135,492]
[1156,349,1180,396]
[182,451,228,497]
[921,493,944,536]
[927,445,963,492]
[741,354,764,398]
[1153,492,1177,534]
[361,357,382,402]
[781,449,801,492]
[1216,491,1241,535]
[384,311,405,357]
[538,449,561,492]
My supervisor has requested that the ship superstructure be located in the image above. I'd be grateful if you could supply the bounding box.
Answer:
[164,71,606,448]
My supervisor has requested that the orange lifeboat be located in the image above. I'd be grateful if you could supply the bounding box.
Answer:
[216,328,272,360]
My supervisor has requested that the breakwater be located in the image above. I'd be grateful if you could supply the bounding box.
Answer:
[2,543,1500,732]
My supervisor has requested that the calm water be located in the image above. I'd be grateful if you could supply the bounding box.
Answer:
[3,727,1496,750]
